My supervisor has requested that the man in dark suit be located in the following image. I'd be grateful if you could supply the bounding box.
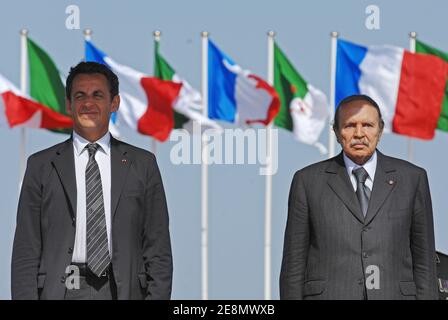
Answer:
[280,94,438,300]
[11,62,173,300]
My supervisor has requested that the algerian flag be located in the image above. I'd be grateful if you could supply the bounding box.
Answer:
[415,39,448,132]
[154,40,220,130]
[27,38,71,134]
[274,42,328,153]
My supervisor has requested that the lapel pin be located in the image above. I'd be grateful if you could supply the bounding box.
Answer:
[122,159,127,164]
[388,180,394,185]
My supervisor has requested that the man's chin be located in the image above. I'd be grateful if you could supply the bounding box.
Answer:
[77,121,98,128]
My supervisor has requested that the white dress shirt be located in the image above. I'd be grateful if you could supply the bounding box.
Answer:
[343,151,377,193]
[72,131,112,263]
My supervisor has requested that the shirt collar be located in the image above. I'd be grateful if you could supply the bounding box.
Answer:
[72,130,111,156]
[343,150,377,182]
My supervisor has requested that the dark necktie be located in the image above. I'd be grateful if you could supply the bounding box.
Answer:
[85,143,110,277]
[352,167,371,217]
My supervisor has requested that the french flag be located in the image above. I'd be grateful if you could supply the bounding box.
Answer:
[336,39,448,140]
[208,40,279,125]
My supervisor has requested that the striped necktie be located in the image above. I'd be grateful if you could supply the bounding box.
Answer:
[85,143,110,277]
[353,167,371,217]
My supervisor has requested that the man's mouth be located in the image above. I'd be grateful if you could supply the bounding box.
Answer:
[351,142,367,148]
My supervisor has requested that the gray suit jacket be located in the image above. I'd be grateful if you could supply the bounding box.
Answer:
[280,151,438,300]
[11,136,173,300]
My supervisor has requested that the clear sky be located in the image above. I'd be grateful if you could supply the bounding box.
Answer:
[0,0,447,299]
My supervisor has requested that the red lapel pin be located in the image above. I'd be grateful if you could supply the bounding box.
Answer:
[122,159,127,164]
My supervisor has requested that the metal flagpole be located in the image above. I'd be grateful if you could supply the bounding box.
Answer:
[84,28,129,145]
[329,31,339,159]
[152,30,162,155]
[19,28,29,188]
[407,31,417,162]
[264,30,275,300]
[201,31,209,300]
[83,28,92,41]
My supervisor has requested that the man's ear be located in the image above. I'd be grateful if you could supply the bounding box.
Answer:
[66,98,73,116]
[333,126,341,144]
[378,127,384,141]
[111,95,120,113]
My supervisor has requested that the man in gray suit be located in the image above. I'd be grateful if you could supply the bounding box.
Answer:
[12,62,173,300]
[280,94,438,300]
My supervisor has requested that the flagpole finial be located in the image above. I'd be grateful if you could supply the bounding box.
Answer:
[201,31,209,38]
[83,28,93,37]
[409,31,417,39]
[20,29,28,36]
[154,30,161,41]
[330,31,339,38]
[267,30,276,38]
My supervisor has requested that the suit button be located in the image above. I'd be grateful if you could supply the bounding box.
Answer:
[363,252,369,258]
[358,279,364,285]
[68,247,73,254]
[61,276,66,283]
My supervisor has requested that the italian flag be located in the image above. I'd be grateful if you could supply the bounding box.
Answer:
[154,41,220,130]
[27,38,71,133]
[85,40,182,142]
[0,73,72,129]
[415,39,448,132]
[274,42,329,152]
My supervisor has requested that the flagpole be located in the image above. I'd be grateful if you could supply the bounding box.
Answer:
[329,31,338,159]
[19,28,29,188]
[264,30,275,301]
[201,31,209,300]
[152,30,162,155]
[407,31,417,162]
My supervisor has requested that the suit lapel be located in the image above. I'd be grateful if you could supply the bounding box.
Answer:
[51,138,77,221]
[110,137,131,219]
[364,151,397,225]
[326,153,365,224]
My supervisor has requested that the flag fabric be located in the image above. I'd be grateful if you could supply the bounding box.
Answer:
[154,41,220,130]
[27,38,71,133]
[85,41,182,142]
[0,73,72,129]
[336,39,448,140]
[208,39,280,125]
[415,39,448,132]
[274,42,328,152]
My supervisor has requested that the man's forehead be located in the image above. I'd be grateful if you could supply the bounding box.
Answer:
[72,73,108,87]
[339,101,379,119]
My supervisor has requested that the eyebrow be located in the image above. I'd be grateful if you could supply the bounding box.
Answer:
[73,89,105,96]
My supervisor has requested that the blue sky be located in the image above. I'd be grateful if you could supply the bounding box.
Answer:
[0,0,447,299]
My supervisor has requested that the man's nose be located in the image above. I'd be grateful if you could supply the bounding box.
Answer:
[82,96,95,107]
[354,125,364,137]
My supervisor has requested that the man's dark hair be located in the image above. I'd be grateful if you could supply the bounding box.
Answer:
[332,94,385,131]
[66,61,119,100]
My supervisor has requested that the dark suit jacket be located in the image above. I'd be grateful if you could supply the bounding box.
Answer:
[11,136,173,300]
[280,151,438,300]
